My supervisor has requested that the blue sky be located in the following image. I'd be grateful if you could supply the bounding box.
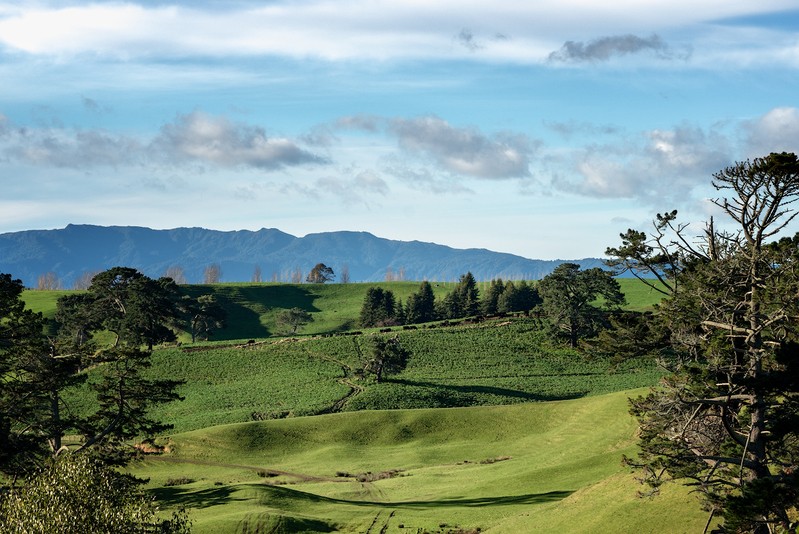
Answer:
[1,1,798,260]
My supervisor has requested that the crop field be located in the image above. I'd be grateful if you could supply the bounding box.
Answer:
[134,318,664,434]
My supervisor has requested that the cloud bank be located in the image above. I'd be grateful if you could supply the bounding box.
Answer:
[3,106,799,208]
[0,1,793,65]
[0,111,326,171]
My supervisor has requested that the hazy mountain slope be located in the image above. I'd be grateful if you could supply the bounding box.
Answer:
[0,224,607,287]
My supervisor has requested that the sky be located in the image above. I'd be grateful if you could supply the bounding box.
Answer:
[1,1,798,260]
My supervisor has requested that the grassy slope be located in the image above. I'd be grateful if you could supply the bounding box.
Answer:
[134,390,710,533]
[23,277,666,340]
[144,319,662,433]
[24,280,692,532]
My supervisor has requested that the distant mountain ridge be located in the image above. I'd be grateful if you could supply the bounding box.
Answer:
[0,224,610,287]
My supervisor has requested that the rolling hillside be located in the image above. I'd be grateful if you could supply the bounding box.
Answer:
[21,280,691,532]
[134,392,711,533]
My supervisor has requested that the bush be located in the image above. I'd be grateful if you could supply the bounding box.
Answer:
[0,454,191,533]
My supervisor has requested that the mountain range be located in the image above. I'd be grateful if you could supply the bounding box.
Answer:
[0,224,610,288]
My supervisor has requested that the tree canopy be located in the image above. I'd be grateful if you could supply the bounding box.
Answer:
[0,453,190,533]
[0,267,188,478]
[361,335,410,383]
[537,263,624,347]
[306,263,335,284]
[609,152,799,533]
[438,272,479,319]
[360,287,399,327]
[277,307,314,335]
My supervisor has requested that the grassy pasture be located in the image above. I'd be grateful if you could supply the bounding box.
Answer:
[139,318,663,434]
[19,279,688,532]
[22,277,665,341]
[134,390,711,533]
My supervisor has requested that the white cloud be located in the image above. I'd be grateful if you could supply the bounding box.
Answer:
[1,126,142,168]
[744,107,799,156]
[554,124,732,202]
[151,111,328,169]
[389,116,535,179]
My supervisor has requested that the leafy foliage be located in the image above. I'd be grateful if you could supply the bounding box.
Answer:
[276,307,314,335]
[361,335,410,383]
[0,453,190,533]
[306,263,335,284]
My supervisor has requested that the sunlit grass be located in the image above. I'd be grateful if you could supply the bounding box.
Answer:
[133,391,710,533]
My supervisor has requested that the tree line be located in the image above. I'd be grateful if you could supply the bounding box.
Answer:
[359,267,626,348]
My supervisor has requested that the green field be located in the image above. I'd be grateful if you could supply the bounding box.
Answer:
[140,318,663,434]
[23,277,665,340]
[18,279,698,532]
[134,391,710,533]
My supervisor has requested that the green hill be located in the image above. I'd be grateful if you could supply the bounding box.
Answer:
[142,318,663,433]
[134,390,710,533]
[23,278,665,341]
[20,279,693,532]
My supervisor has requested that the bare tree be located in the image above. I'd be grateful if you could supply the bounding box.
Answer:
[385,267,395,282]
[164,265,187,285]
[37,271,60,290]
[73,271,98,290]
[203,264,222,284]
[339,264,350,284]
[290,266,303,284]
[252,265,262,283]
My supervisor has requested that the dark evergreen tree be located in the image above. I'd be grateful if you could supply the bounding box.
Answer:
[359,287,399,327]
[83,267,183,350]
[610,153,799,532]
[55,293,102,347]
[184,294,226,342]
[0,274,53,477]
[537,263,625,347]
[496,280,541,314]
[481,279,505,315]
[1,267,186,478]
[439,272,480,319]
[79,347,183,464]
[405,281,436,324]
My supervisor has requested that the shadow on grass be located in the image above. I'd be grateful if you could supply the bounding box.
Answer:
[237,512,337,533]
[390,378,586,403]
[150,484,247,508]
[183,285,322,341]
[255,484,574,509]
